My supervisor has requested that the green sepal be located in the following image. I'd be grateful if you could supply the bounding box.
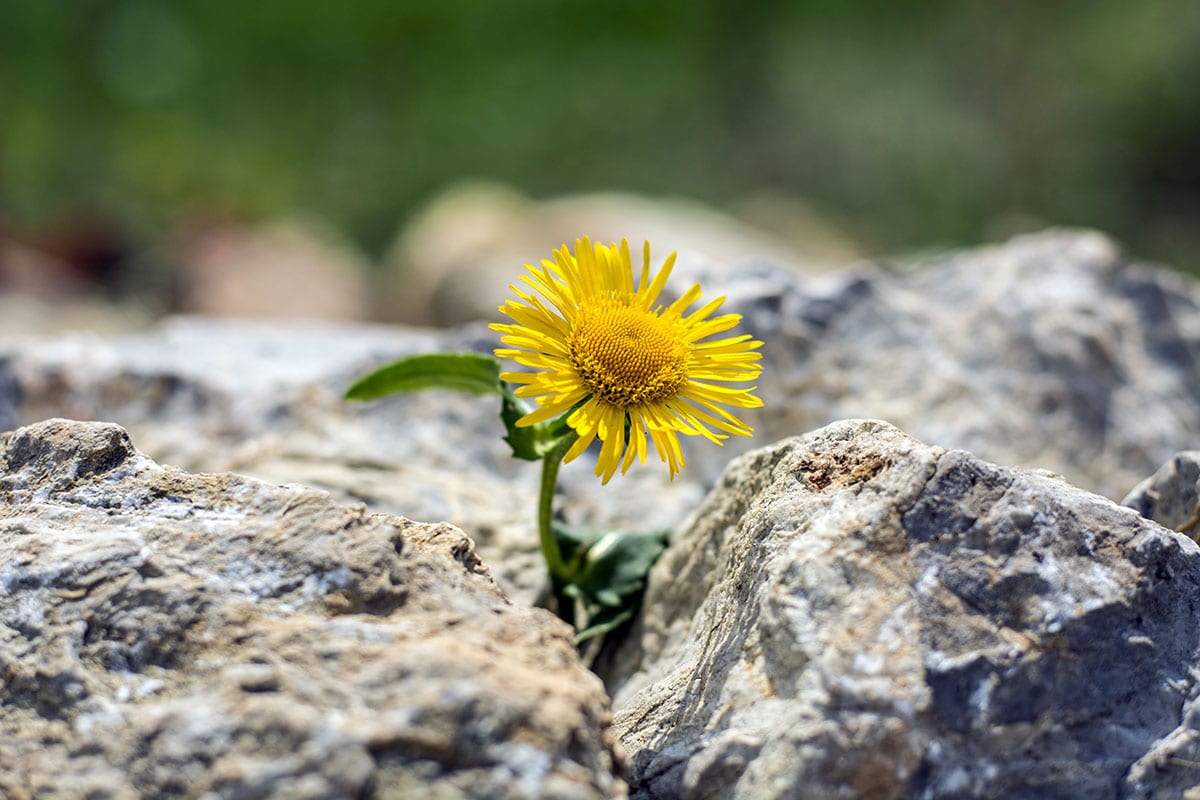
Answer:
[553,523,670,645]
[344,353,503,400]
[500,387,576,462]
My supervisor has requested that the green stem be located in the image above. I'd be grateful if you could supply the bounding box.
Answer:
[537,433,578,581]
[538,433,580,629]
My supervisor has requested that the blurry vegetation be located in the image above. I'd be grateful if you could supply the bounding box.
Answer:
[2,0,1199,274]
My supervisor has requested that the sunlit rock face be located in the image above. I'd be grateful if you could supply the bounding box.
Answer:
[707,229,1200,500]
[3,228,1200,797]
[604,419,1200,800]
[0,418,626,800]
[1123,451,1200,538]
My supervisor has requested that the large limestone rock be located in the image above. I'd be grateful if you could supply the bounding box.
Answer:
[712,229,1200,499]
[2,228,1199,598]
[604,419,1200,799]
[0,319,700,606]
[0,419,625,799]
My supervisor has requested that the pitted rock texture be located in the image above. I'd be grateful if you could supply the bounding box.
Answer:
[603,419,1200,800]
[2,229,1200,596]
[704,229,1200,498]
[0,318,700,605]
[1124,451,1200,539]
[0,419,625,800]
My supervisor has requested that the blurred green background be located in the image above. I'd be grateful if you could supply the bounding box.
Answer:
[2,0,1199,296]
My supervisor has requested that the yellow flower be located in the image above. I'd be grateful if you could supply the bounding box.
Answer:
[491,237,764,483]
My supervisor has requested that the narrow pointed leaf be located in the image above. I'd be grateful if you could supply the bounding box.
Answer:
[574,605,636,645]
[345,353,503,400]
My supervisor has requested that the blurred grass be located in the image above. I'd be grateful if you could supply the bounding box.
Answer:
[2,0,1198,273]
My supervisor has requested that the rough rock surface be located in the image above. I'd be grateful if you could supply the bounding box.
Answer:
[0,318,700,605]
[1124,452,1200,539]
[0,418,625,799]
[603,419,1200,800]
[2,229,1199,598]
[710,229,1200,499]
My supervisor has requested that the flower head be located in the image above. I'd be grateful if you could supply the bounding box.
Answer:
[491,237,763,483]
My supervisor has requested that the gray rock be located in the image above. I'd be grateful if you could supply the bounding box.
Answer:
[709,229,1200,499]
[3,228,1200,591]
[2,227,1200,597]
[603,418,1200,800]
[5,221,1200,799]
[1123,452,1200,538]
[0,418,625,799]
[0,318,700,605]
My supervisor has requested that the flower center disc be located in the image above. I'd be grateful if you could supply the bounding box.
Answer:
[568,301,689,407]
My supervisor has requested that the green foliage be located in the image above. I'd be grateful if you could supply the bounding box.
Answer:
[555,524,670,644]
[3,2,1199,270]
[499,391,576,462]
[345,352,575,461]
[345,351,671,647]
[344,353,503,400]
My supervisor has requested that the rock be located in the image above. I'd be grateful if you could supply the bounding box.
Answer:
[2,228,1200,596]
[0,418,625,799]
[711,229,1200,499]
[603,418,1200,799]
[381,182,853,326]
[177,220,372,321]
[0,317,701,606]
[1123,451,1200,538]
[6,222,1200,796]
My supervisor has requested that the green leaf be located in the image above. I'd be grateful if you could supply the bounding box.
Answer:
[345,353,503,401]
[500,387,547,461]
[574,605,636,645]
[499,385,579,461]
[552,521,605,562]
[552,523,670,646]
[560,527,670,601]
[344,352,576,462]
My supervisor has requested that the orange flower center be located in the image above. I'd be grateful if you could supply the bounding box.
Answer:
[568,300,689,407]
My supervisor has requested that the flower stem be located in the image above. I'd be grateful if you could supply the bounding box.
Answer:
[537,433,580,628]
[537,434,577,581]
